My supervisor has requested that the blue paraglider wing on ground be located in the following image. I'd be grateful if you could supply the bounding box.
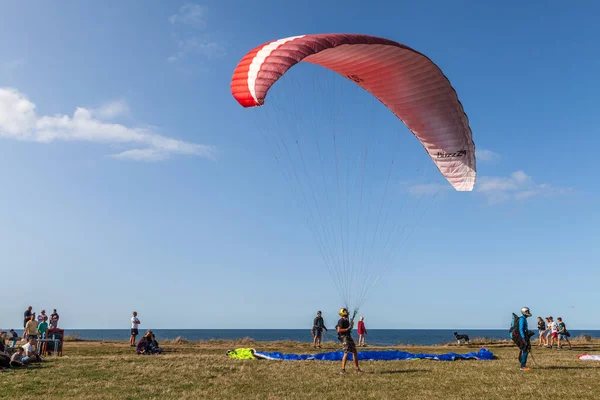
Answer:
[253,348,495,361]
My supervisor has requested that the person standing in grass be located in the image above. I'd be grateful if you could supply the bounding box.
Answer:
[50,309,60,329]
[556,317,572,350]
[513,307,532,371]
[130,311,141,346]
[24,315,39,341]
[537,317,546,346]
[38,316,49,339]
[312,311,328,349]
[23,306,33,328]
[38,310,48,324]
[336,308,362,374]
[357,316,367,347]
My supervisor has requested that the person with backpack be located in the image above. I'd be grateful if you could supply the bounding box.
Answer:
[510,307,533,371]
[556,317,572,350]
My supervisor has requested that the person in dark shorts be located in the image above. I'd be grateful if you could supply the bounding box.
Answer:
[130,311,141,346]
[312,311,328,348]
[24,306,33,328]
[556,317,572,350]
[336,308,362,374]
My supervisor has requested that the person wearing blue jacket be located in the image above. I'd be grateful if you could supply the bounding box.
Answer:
[518,307,532,371]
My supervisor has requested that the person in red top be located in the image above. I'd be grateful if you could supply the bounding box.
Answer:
[357,316,367,347]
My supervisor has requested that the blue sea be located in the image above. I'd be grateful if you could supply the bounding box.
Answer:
[64,329,600,346]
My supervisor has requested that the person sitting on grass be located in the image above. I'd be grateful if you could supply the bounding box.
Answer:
[9,329,19,347]
[137,331,162,355]
[22,337,42,362]
[10,347,29,367]
[0,333,10,369]
[336,308,362,375]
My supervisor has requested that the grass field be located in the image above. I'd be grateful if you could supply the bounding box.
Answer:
[1,337,599,399]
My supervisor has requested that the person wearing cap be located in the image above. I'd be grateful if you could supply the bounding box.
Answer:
[312,311,328,349]
[517,307,532,371]
[336,308,362,374]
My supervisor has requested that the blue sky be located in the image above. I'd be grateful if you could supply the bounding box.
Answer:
[1,1,599,330]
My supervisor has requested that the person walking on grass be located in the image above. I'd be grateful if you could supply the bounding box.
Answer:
[537,317,546,346]
[336,308,362,374]
[556,317,572,350]
[546,316,558,348]
[130,311,141,346]
[312,311,328,349]
[357,316,367,347]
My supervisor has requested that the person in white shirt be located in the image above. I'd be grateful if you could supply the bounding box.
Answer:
[546,316,558,348]
[130,311,141,346]
[22,338,41,362]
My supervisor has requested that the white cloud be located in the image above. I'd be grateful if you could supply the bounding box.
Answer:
[169,4,207,26]
[476,170,570,204]
[111,148,170,162]
[475,148,500,162]
[0,87,216,162]
[167,4,226,63]
[91,99,129,120]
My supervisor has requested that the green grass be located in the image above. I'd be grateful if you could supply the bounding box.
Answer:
[1,338,599,399]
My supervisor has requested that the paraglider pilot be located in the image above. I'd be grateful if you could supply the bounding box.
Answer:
[336,308,362,374]
[517,307,533,371]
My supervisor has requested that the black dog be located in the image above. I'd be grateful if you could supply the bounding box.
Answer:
[454,331,470,344]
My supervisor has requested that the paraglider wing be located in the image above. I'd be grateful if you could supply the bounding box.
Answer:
[231,33,476,191]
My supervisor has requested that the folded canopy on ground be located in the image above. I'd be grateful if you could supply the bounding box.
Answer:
[578,354,600,361]
[227,348,494,361]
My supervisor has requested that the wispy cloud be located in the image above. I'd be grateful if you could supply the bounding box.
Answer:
[476,170,571,204]
[168,36,226,63]
[90,99,130,120]
[169,4,207,27]
[475,148,500,162]
[0,87,216,162]
[167,3,226,63]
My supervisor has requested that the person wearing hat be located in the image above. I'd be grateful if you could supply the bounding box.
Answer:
[336,308,362,374]
[517,307,533,371]
[312,311,328,349]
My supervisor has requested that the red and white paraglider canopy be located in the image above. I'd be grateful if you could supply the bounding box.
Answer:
[231,33,476,191]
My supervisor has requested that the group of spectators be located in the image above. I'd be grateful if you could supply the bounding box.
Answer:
[537,316,572,350]
[1,306,61,369]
